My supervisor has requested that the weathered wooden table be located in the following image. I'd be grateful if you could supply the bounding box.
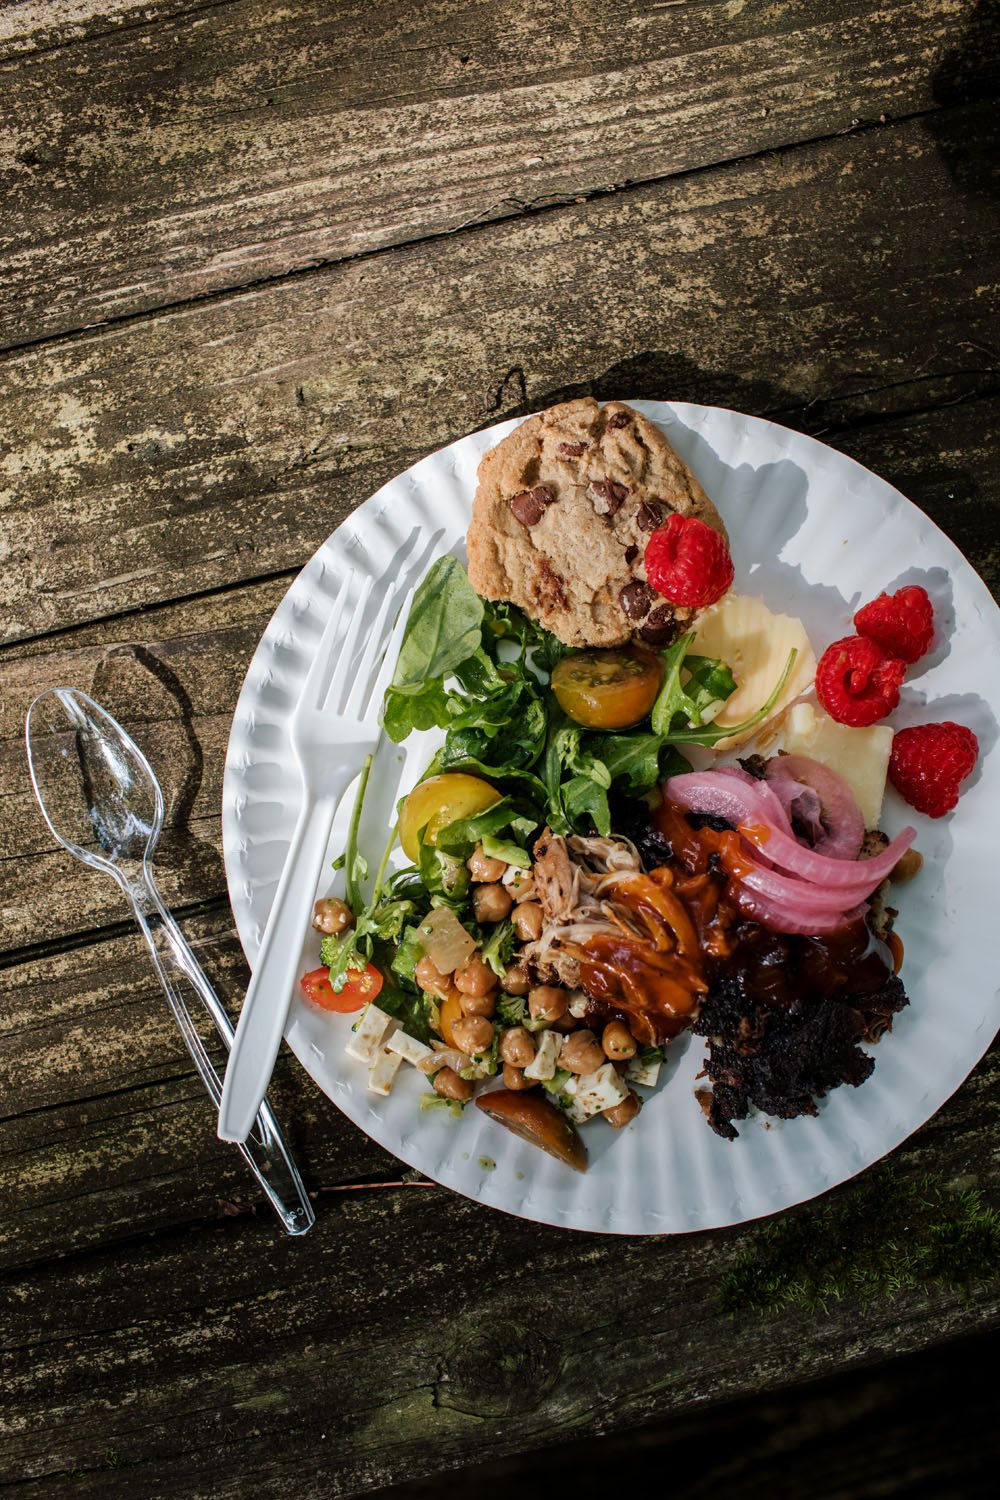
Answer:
[2,2,998,1494]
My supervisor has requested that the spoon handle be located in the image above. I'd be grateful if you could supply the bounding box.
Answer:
[127,877,315,1236]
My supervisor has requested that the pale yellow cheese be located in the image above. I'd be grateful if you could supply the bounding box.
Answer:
[691,594,816,749]
[782,703,893,828]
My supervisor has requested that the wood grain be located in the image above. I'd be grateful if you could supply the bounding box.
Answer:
[1,1140,996,1498]
[0,906,399,1269]
[1,104,997,645]
[1,0,992,346]
[384,1327,1000,1500]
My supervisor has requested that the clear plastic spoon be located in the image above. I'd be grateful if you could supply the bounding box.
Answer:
[25,687,314,1236]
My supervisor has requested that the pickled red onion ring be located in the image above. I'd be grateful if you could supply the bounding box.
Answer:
[732,884,869,935]
[662,765,917,935]
[764,755,864,860]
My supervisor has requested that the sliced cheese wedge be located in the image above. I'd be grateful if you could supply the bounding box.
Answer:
[782,703,893,828]
[691,593,816,749]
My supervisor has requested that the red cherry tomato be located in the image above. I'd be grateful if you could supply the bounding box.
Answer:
[300,962,383,1013]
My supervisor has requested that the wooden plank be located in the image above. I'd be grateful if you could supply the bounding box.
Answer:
[0,907,398,1269]
[0,1126,997,1497]
[2,389,998,953]
[0,0,992,346]
[0,0,221,58]
[384,1328,1000,1500]
[1,104,997,643]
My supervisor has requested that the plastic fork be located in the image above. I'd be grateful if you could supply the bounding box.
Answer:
[217,563,414,1143]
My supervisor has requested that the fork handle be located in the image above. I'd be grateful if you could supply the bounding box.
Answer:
[218,773,353,1143]
[124,877,314,1235]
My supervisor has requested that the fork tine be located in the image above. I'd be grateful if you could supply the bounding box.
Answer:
[300,573,351,711]
[370,583,414,707]
[341,576,403,718]
[324,573,374,713]
[341,534,424,718]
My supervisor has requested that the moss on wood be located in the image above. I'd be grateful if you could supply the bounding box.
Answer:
[719,1169,1000,1316]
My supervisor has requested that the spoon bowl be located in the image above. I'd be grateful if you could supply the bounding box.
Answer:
[27,687,162,879]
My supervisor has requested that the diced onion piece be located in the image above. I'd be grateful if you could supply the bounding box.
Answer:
[417,906,477,973]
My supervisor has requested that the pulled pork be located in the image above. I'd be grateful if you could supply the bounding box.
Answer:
[523,828,707,1046]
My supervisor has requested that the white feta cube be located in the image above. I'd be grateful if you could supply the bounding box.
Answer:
[523,1028,561,1082]
[345,1003,395,1063]
[562,1062,629,1119]
[385,1031,434,1069]
[626,1053,662,1089]
[367,1045,404,1096]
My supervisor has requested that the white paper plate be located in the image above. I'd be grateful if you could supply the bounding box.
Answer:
[222,402,1000,1234]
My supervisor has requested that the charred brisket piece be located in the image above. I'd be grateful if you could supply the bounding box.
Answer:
[693,968,908,1140]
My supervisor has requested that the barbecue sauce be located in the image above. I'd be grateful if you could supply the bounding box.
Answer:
[579,796,895,1043]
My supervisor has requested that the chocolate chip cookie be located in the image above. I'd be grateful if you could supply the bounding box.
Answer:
[466,398,727,648]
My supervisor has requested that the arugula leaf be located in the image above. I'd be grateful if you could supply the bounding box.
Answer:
[541,717,613,834]
[683,654,739,723]
[344,753,373,913]
[650,634,798,747]
[434,797,538,859]
[587,731,691,796]
[417,834,469,906]
[391,923,425,984]
[382,679,452,743]
[434,741,549,804]
[650,633,705,736]
[562,773,611,836]
[391,555,484,690]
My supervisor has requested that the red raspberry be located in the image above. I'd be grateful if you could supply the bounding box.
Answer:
[854,585,934,664]
[889,722,978,817]
[815,635,906,726]
[644,514,734,608]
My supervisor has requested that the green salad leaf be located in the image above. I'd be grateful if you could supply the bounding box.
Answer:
[652,631,798,745]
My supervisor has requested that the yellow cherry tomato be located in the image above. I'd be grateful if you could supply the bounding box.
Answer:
[437,991,464,1049]
[399,773,502,862]
[551,647,663,730]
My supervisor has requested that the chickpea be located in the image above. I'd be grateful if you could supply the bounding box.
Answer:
[472,882,514,924]
[467,843,507,882]
[502,1063,537,1091]
[512,901,543,942]
[602,1020,637,1060]
[459,989,496,1019]
[558,1028,605,1075]
[414,954,453,1001]
[312,896,353,936]
[499,1026,536,1068]
[454,955,497,998]
[891,847,924,883]
[501,960,532,996]
[603,1090,642,1129]
[529,985,567,1023]
[433,1067,474,1102]
[549,1011,577,1033]
[451,1014,494,1056]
